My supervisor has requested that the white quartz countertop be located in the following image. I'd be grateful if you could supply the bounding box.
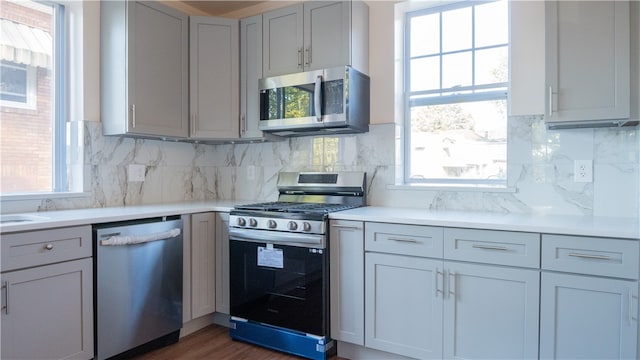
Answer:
[0,201,245,233]
[3,203,639,239]
[329,206,640,240]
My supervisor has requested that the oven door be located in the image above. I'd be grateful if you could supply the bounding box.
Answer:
[229,232,328,336]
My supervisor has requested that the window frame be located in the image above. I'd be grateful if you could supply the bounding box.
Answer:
[403,0,509,186]
[0,0,68,195]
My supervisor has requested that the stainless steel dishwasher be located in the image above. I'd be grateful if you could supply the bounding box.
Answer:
[93,216,183,360]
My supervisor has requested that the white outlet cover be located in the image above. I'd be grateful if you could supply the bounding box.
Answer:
[128,164,146,182]
[574,160,593,183]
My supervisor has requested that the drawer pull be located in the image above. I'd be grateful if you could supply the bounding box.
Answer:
[389,237,418,243]
[44,244,54,251]
[567,253,611,260]
[2,282,8,315]
[331,225,361,230]
[472,244,508,251]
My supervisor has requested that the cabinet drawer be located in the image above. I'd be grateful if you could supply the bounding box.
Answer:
[542,234,639,279]
[365,222,443,258]
[444,228,540,268]
[2,226,92,271]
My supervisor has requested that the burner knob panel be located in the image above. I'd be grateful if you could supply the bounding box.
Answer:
[267,220,277,229]
[303,222,312,232]
[237,217,246,227]
[288,221,298,231]
[249,218,258,227]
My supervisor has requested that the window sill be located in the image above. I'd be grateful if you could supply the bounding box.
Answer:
[388,183,517,193]
[1,191,91,202]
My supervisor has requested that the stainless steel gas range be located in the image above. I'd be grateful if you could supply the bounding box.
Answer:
[228,171,366,360]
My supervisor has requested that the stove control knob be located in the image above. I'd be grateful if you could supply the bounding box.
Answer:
[288,221,298,231]
[249,218,258,227]
[303,222,312,232]
[237,217,246,227]
[267,220,277,229]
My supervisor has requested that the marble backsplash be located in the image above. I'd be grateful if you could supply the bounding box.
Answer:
[11,116,639,218]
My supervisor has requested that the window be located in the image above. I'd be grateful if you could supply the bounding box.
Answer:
[0,0,66,194]
[404,0,508,185]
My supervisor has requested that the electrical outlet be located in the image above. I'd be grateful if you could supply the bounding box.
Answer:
[574,160,593,183]
[128,164,146,182]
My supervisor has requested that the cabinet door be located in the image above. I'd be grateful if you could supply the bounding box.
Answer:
[545,1,630,124]
[190,16,239,139]
[215,212,230,314]
[303,1,350,71]
[540,272,638,359]
[443,262,540,360]
[191,212,216,318]
[365,252,443,359]
[508,0,545,116]
[129,1,189,137]
[240,15,265,139]
[1,258,93,360]
[329,220,364,345]
[263,4,303,77]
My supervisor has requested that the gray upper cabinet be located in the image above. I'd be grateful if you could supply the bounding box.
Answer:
[101,1,189,138]
[262,1,369,77]
[189,16,239,140]
[240,15,267,140]
[545,1,631,128]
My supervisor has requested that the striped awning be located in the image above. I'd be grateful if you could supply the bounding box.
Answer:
[0,18,52,68]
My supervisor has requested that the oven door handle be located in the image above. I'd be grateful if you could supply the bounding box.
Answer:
[229,228,324,248]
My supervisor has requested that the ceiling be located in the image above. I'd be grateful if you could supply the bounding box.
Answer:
[181,1,274,17]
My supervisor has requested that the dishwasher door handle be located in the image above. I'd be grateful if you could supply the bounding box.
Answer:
[100,228,181,246]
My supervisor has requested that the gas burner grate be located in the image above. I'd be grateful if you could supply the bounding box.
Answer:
[234,201,359,214]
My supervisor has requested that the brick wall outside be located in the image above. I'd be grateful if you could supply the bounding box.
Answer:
[1,0,54,193]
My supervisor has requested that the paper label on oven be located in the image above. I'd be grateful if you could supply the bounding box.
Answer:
[257,246,284,269]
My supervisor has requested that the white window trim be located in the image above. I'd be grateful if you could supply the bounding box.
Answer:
[1,0,87,202]
[396,0,511,190]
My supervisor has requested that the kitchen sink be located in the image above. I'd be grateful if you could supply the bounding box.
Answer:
[0,214,50,224]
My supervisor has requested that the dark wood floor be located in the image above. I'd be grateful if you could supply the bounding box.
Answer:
[133,324,342,360]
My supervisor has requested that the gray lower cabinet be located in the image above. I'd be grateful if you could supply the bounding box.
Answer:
[540,234,639,359]
[353,223,541,360]
[365,252,443,359]
[540,273,638,359]
[101,1,189,138]
[329,220,365,345]
[1,225,93,360]
[190,212,216,319]
[443,262,540,359]
[215,212,230,314]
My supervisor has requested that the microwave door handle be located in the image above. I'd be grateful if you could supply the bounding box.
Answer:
[314,75,322,122]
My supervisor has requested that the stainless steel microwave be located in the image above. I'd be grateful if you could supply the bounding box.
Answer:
[258,66,370,137]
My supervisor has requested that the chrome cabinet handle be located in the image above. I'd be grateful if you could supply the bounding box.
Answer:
[131,104,136,128]
[472,244,508,251]
[435,269,443,297]
[305,48,311,67]
[448,271,456,299]
[297,48,303,68]
[629,290,634,325]
[331,224,361,230]
[388,237,419,243]
[241,115,246,135]
[567,253,611,260]
[548,86,553,117]
[314,75,322,122]
[44,244,54,251]
[2,281,8,315]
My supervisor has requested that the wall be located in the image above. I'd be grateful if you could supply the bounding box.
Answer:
[2,1,639,219]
